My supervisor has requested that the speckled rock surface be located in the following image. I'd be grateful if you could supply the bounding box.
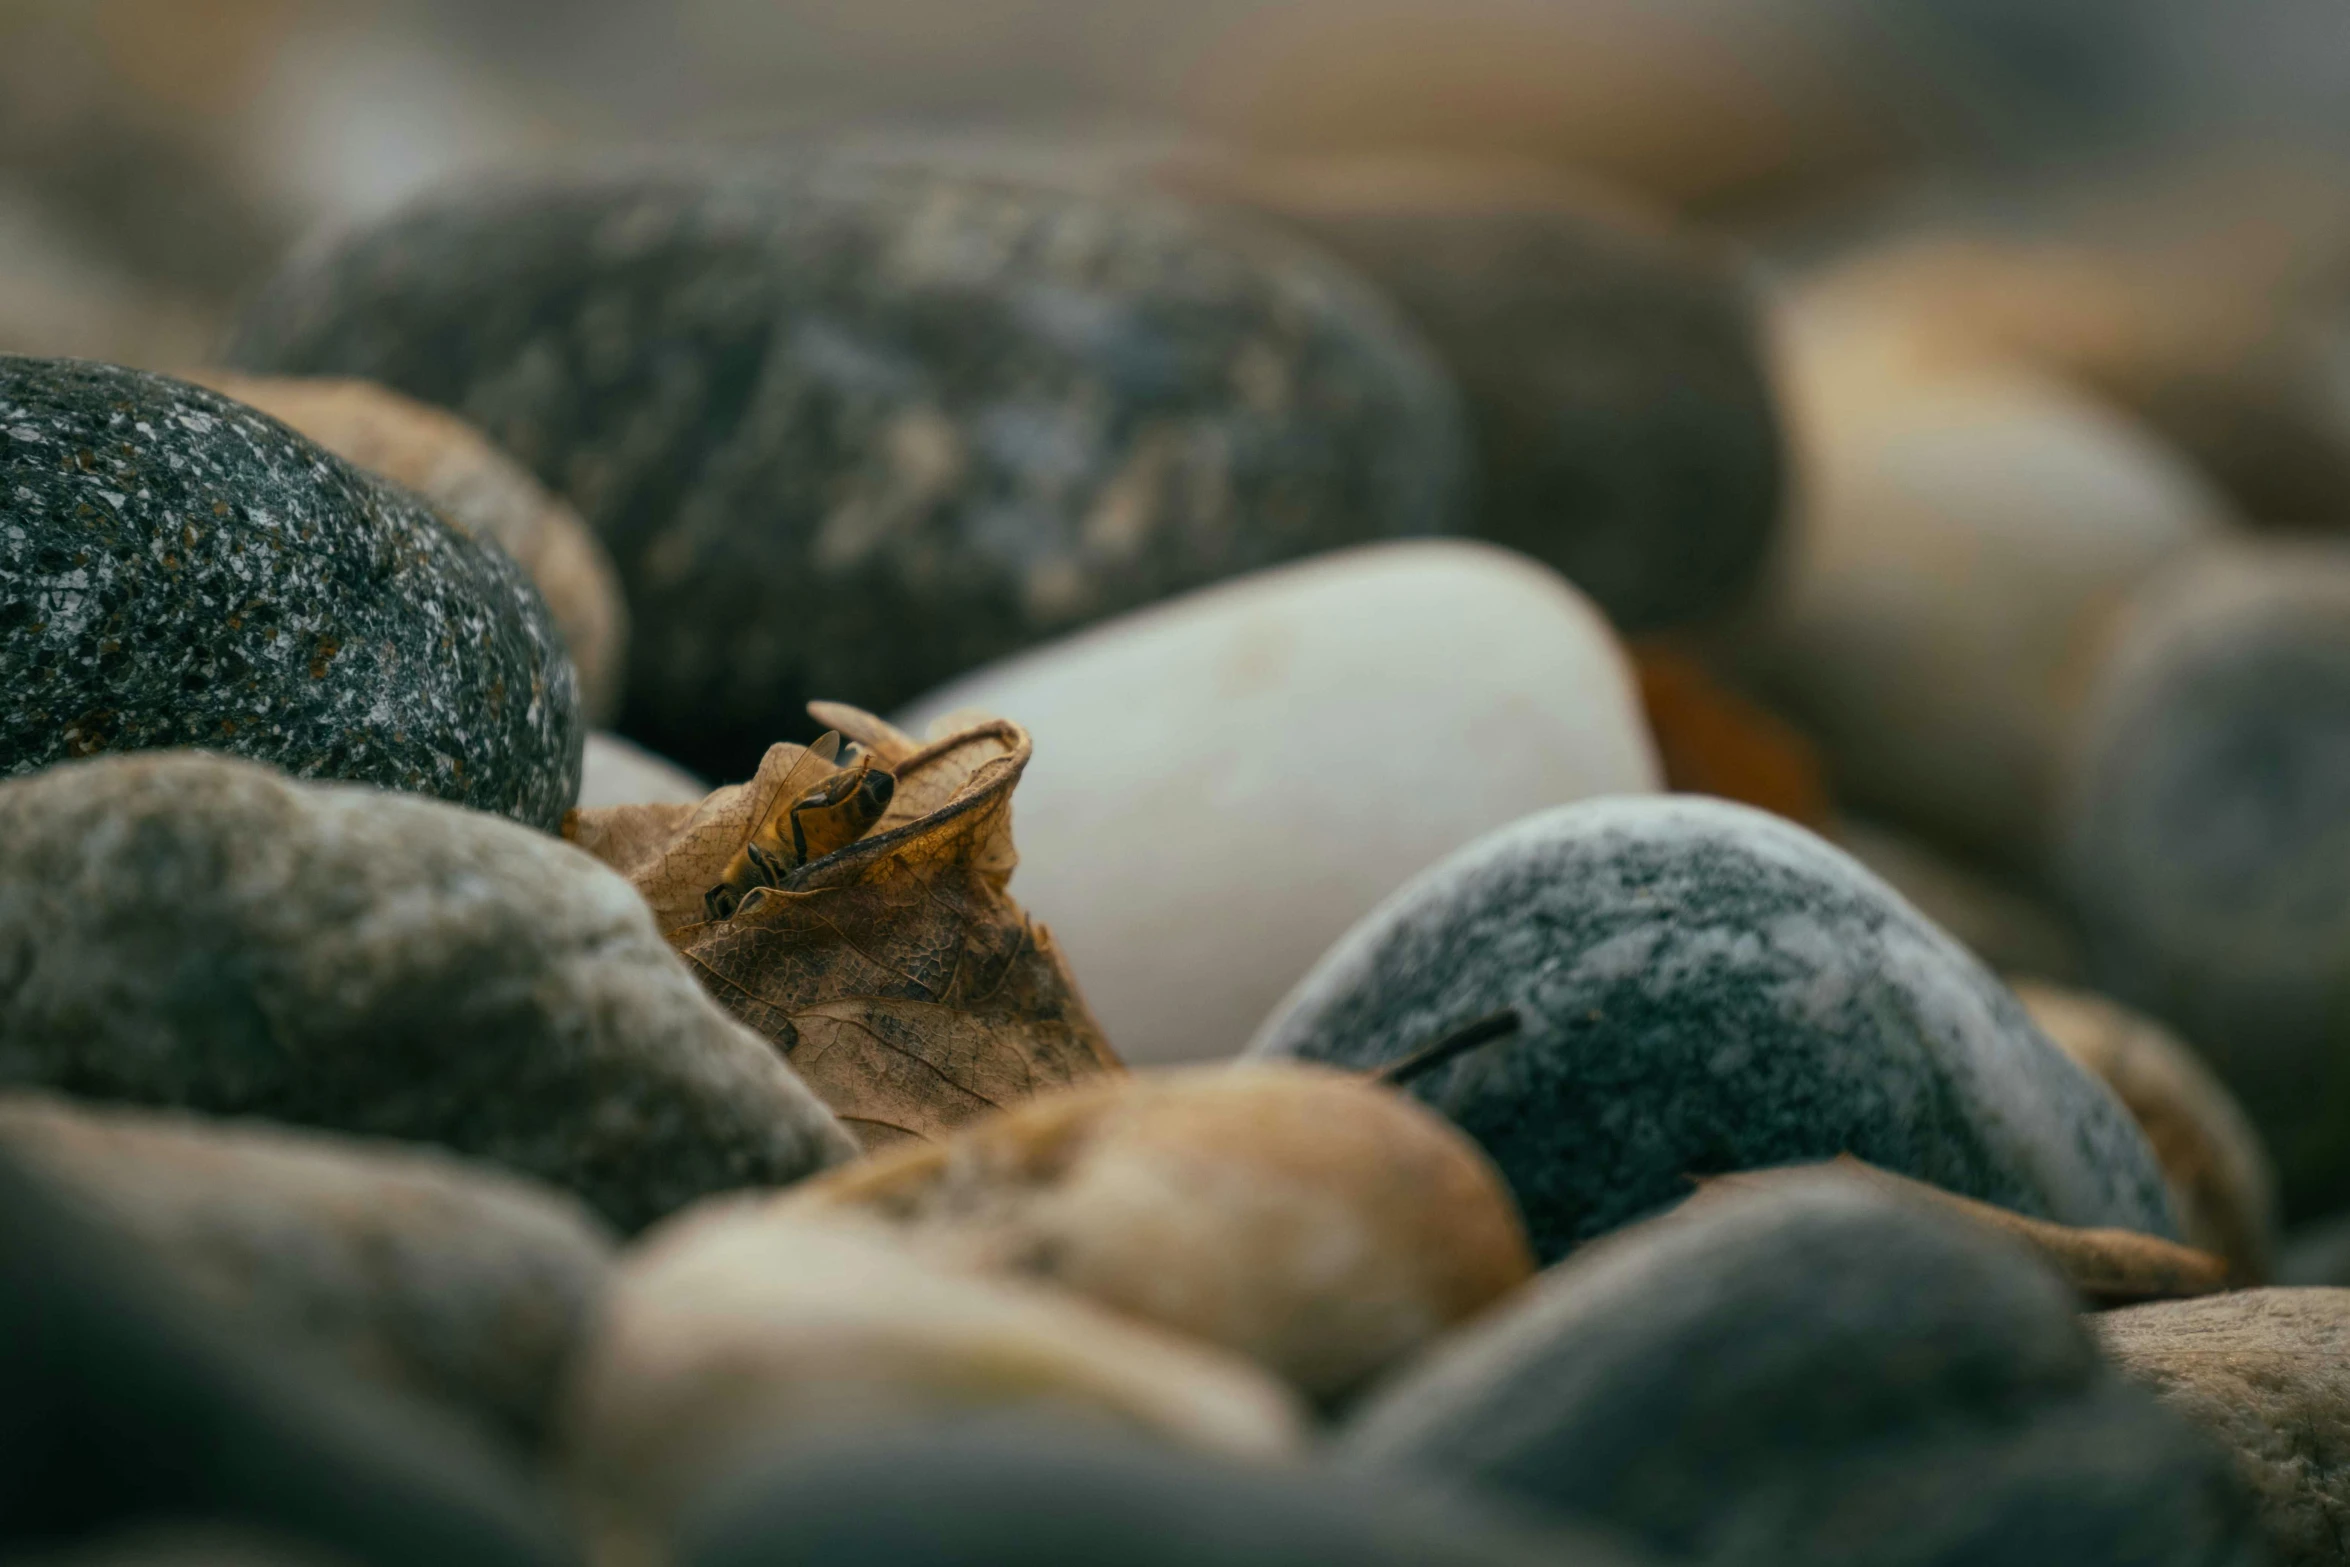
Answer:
[2098,1289,2350,1566]
[226,157,1471,780]
[566,1208,1305,1534]
[0,1093,615,1450]
[678,1420,1647,1567]
[188,372,630,727]
[1340,1172,2260,1567]
[1249,795,2175,1260]
[783,1064,1534,1405]
[0,751,854,1234]
[2015,982,2279,1283]
[0,1142,565,1567]
[2061,543,2350,1222]
[0,357,582,831]
[1161,153,1784,631]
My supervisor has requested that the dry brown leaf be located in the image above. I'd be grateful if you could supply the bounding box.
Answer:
[1686,1156,2230,1307]
[568,708,1120,1150]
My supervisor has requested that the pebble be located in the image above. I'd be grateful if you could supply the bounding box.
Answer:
[0,1092,615,1449]
[2014,981,2279,1283]
[898,540,1660,1066]
[2059,542,2350,1221]
[1829,817,2087,983]
[187,372,631,727]
[2097,1288,2350,1567]
[783,1064,1534,1404]
[677,1419,1647,1567]
[226,156,1471,781]
[564,1208,1306,1533]
[576,731,705,809]
[1740,314,2231,872]
[1161,153,1785,630]
[1339,1169,2260,1567]
[0,1140,567,1567]
[0,751,854,1233]
[1248,794,2176,1260]
[0,356,582,831]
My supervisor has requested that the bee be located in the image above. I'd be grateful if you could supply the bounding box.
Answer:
[703,731,897,922]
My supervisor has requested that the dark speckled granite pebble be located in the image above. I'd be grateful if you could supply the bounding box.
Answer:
[0,357,581,830]
[1338,1172,2260,1567]
[1248,795,2175,1260]
[225,157,1470,780]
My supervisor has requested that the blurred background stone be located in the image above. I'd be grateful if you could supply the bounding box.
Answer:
[577,732,707,810]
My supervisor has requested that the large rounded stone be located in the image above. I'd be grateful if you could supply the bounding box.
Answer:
[2097,1289,2350,1566]
[0,1092,615,1450]
[0,1142,565,1567]
[1740,304,2232,872]
[226,157,1471,780]
[900,541,1659,1066]
[0,751,853,1234]
[1159,154,1784,630]
[1340,1171,2260,1567]
[1248,795,2174,1260]
[2014,982,2279,1283]
[0,357,581,831]
[2060,543,2350,1220]
[565,1209,1305,1534]
[678,1420,1643,1567]
[186,372,631,727]
[784,1064,1534,1405]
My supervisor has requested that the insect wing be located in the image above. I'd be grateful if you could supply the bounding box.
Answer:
[742,731,843,845]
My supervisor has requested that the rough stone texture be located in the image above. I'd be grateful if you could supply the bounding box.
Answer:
[678,1419,1647,1567]
[577,731,706,809]
[783,1064,1534,1405]
[1831,817,2086,983]
[2061,542,2350,1223]
[0,751,855,1234]
[1162,153,1783,630]
[1249,795,2175,1260]
[0,1092,615,1450]
[899,541,1660,1067]
[2098,1289,2350,1566]
[565,1208,1306,1534]
[0,1141,565,1567]
[1740,306,2231,874]
[226,156,1471,781]
[2015,982,2280,1284]
[0,356,582,831]
[187,372,631,727]
[1340,1172,2261,1567]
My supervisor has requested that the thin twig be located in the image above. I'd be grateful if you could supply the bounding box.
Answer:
[1376,1009,1522,1087]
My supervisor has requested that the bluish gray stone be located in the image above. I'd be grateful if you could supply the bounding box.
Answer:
[224,156,1470,780]
[0,357,581,831]
[1249,795,2174,1259]
[1339,1173,2260,1567]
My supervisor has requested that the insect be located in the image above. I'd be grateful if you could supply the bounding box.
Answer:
[704,731,898,922]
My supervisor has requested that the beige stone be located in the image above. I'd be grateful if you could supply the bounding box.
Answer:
[2097,1289,2350,1566]
[785,1064,1534,1403]
[0,1092,615,1450]
[2016,983,2278,1284]
[564,1207,1305,1529]
[189,372,629,725]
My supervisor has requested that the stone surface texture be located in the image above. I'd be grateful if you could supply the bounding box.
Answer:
[0,751,854,1234]
[0,356,582,831]
[227,156,1471,780]
[188,372,630,726]
[1341,1172,2261,1567]
[0,1092,614,1450]
[2016,981,2279,1283]
[1250,795,2175,1259]
[2098,1288,2350,1566]
[2061,542,2350,1222]
[565,1207,1306,1531]
[784,1063,1534,1404]
[900,541,1660,1066]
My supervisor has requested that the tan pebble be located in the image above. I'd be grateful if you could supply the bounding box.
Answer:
[783,1062,1535,1403]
